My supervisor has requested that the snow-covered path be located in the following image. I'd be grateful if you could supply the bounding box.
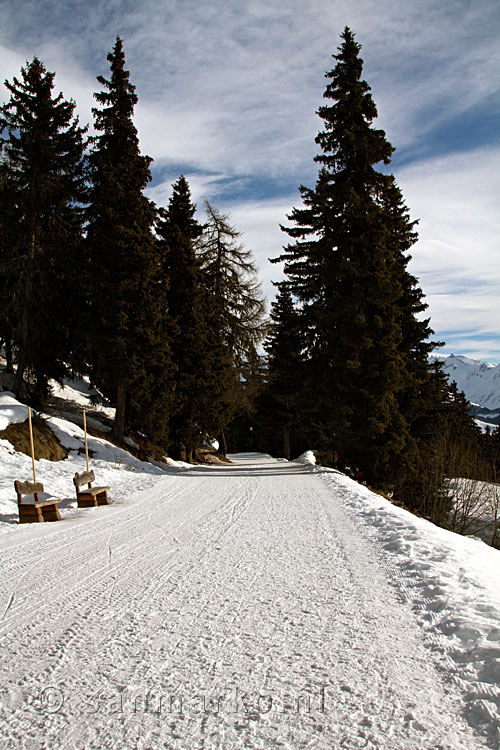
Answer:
[0,454,493,749]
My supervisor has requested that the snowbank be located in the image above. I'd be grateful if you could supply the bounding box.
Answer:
[0,392,29,430]
[162,456,197,470]
[1,380,499,744]
[0,393,172,529]
[51,377,115,419]
[294,450,317,465]
[319,468,500,742]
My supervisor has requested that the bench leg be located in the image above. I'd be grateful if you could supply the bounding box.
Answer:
[77,493,99,508]
[19,506,45,523]
[96,491,109,506]
[19,505,61,523]
[42,506,61,522]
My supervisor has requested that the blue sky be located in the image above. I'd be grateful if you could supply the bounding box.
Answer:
[2,0,500,362]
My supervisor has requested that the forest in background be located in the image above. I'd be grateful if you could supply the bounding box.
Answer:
[0,29,498,542]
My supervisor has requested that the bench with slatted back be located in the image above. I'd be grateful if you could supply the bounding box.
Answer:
[74,470,110,508]
[15,480,61,524]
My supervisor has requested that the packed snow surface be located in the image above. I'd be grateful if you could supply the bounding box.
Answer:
[0,400,499,748]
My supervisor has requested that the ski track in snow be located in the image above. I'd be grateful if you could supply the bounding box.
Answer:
[0,454,495,749]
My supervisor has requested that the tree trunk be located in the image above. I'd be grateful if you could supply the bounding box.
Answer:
[218,430,227,457]
[13,230,36,399]
[5,336,14,374]
[112,380,127,441]
[12,308,29,398]
[283,427,290,461]
[12,355,27,399]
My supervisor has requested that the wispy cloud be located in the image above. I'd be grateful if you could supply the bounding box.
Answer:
[4,1,499,177]
[217,198,295,305]
[397,147,500,358]
[1,0,499,360]
[146,172,231,210]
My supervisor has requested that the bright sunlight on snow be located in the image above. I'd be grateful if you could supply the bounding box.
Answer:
[0,385,499,749]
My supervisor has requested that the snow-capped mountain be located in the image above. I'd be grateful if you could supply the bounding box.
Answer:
[436,354,500,410]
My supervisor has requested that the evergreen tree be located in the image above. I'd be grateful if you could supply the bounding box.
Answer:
[273,28,435,489]
[0,57,87,400]
[225,348,268,453]
[381,179,437,431]
[261,284,307,459]
[0,157,18,372]
[156,177,223,461]
[85,37,172,442]
[483,423,500,482]
[196,201,267,453]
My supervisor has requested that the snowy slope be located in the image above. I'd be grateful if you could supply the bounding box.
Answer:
[0,393,499,749]
[437,354,500,410]
[0,391,173,528]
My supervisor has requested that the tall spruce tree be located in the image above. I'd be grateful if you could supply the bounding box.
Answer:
[156,177,224,461]
[0,58,88,400]
[85,37,172,442]
[273,28,435,488]
[262,283,307,459]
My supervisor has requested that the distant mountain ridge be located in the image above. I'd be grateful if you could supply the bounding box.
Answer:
[434,354,500,413]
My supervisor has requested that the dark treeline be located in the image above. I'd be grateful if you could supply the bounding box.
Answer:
[1,31,498,533]
[227,28,499,531]
[0,37,267,462]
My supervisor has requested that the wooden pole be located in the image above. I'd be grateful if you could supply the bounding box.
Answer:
[83,409,89,472]
[28,407,37,484]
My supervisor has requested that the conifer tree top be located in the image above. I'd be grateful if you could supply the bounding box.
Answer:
[1,56,83,142]
[0,56,87,202]
[92,36,140,141]
[315,26,393,173]
[160,175,202,240]
[88,36,152,191]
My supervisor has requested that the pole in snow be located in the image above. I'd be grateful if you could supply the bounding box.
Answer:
[83,409,90,473]
[28,407,37,484]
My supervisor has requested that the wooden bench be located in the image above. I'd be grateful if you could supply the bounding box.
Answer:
[74,470,110,508]
[15,480,61,524]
